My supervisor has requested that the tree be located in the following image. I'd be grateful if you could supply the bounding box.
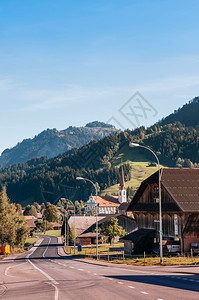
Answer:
[0,187,16,246]
[44,203,60,222]
[69,226,77,245]
[33,202,41,213]
[99,218,126,245]
[23,205,38,218]
[75,201,82,215]
[0,187,29,247]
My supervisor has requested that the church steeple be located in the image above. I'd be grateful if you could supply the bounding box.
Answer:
[120,162,125,190]
[118,162,127,204]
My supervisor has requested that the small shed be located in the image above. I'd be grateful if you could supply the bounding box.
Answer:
[78,232,100,246]
[120,228,156,255]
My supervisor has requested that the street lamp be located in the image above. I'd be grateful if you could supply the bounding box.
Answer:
[60,198,76,255]
[129,142,163,263]
[76,177,98,258]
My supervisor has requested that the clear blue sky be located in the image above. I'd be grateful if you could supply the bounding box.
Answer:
[0,0,199,153]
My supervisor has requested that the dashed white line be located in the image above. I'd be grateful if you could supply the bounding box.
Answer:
[118,282,124,285]
[78,269,84,271]
[141,292,149,295]
[42,237,51,258]
[87,271,91,273]
[128,286,135,289]
[70,266,74,269]
[94,273,97,275]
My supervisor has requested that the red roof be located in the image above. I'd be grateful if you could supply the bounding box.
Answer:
[24,215,37,221]
[93,196,120,207]
[26,219,36,228]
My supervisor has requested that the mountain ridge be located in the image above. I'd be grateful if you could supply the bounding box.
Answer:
[0,122,116,168]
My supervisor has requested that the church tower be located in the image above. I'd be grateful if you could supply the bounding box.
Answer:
[118,163,127,204]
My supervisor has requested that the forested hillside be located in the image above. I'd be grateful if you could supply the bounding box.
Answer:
[159,97,199,128]
[0,121,116,168]
[0,120,199,206]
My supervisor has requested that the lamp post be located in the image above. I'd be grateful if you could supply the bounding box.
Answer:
[129,143,163,263]
[76,177,98,258]
[60,198,76,255]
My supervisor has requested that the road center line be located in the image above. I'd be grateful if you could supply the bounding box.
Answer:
[26,237,59,300]
[42,237,51,258]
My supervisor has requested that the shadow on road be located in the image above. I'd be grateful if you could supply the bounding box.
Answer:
[106,275,199,292]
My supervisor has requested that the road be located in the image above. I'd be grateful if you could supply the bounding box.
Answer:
[0,235,199,299]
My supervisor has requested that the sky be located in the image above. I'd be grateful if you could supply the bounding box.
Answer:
[0,0,199,154]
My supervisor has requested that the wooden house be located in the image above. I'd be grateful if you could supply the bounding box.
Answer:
[127,168,199,252]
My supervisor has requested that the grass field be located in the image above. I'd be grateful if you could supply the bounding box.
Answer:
[64,243,124,256]
[24,237,39,248]
[101,143,166,196]
[36,230,61,237]
[110,256,199,266]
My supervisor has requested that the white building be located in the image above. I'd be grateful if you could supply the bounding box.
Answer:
[85,163,128,215]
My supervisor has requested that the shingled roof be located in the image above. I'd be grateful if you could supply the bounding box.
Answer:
[93,195,120,207]
[128,168,199,213]
[68,216,105,236]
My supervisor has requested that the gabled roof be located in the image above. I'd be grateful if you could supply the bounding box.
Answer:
[68,216,105,236]
[48,222,62,228]
[119,202,130,211]
[128,168,199,213]
[26,219,36,228]
[83,214,136,234]
[24,215,37,221]
[78,232,100,238]
[93,196,120,207]
[120,228,155,242]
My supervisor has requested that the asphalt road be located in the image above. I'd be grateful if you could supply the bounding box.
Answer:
[1,236,199,300]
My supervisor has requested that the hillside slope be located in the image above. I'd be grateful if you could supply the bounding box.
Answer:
[159,97,199,128]
[0,121,116,168]
[0,97,199,205]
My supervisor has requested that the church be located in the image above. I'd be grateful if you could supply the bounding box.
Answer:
[84,164,129,216]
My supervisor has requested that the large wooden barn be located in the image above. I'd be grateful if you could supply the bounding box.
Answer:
[127,168,199,252]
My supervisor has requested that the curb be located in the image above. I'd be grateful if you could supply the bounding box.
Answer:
[57,246,112,267]
[57,246,199,275]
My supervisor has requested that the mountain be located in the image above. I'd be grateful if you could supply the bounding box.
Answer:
[159,97,199,128]
[0,97,199,206]
[0,122,117,168]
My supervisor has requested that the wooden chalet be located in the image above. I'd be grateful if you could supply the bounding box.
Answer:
[127,168,199,252]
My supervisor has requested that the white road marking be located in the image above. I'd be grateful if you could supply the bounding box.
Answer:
[128,286,135,289]
[0,285,7,297]
[70,266,74,269]
[27,255,59,285]
[141,292,149,295]
[42,238,51,258]
[26,237,59,300]
[5,262,28,276]
[108,278,113,281]
[78,269,84,271]
[87,271,91,273]
[118,282,124,285]
[94,273,97,275]
[46,282,59,300]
